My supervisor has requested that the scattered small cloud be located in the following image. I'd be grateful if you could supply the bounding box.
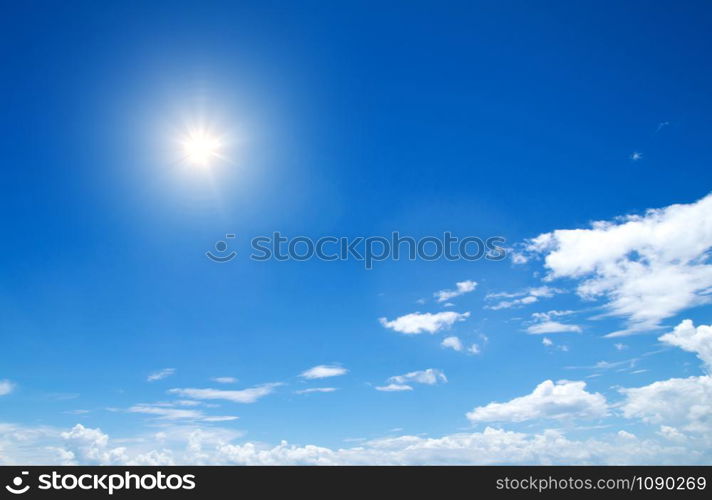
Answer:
[630,151,643,161]
[441,336,464,352]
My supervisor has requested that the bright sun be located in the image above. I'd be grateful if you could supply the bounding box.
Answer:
[182,129,222,167]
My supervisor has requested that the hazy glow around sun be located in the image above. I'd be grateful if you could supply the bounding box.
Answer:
[181,129,222,167]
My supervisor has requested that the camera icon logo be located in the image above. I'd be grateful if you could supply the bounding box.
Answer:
[206,234,237,263]
[5,471,30,495]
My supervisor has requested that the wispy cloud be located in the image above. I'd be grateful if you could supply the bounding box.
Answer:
[147,368,175,382]
[295,387,338,394]
[128,403,238,422]
[168,383,281,404]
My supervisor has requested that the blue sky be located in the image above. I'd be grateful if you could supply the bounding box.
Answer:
[1,1,712,464]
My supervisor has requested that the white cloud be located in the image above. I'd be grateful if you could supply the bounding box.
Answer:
[441,336,463,351]
[485,287,561,310]
[375,384,413,392]
[466,380,608,423]
[615,343,628,351]
[435,280,477,302]
[3,422,704,465]
[0,380,15,396]
[542,337,553,346]
[295,388,338,394]
[147,368,175,382]
[212,377,237,384]
[658,319,712,369]
[619,375,712,435]
[168,383,281,404]
[389,369,447,386]
[379,311,470,334]
[524,194,712,336]
[299,365,347,379]
[468,344,481,354]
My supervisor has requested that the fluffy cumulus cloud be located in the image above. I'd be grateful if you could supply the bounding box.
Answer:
[376,369,446,392]
[299,365,348,379]
[659,319,712,369]
[379,311,470,334]
[168,383,281,404]
[466,380,608,423]
[523,194,712,336]
[435,280,478,303]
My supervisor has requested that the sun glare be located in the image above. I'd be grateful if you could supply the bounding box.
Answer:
[182,129,222,167]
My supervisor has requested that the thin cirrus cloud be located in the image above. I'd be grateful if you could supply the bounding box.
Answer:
[379,311,470,334]
[299,365,348,379]
[434,280,477,303]
[376,369,447,392]
[147,368,175,382]
[521,193,712,337]
[168,383,281,404]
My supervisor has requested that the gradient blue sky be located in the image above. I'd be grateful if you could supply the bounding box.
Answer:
[1,1,712,464]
